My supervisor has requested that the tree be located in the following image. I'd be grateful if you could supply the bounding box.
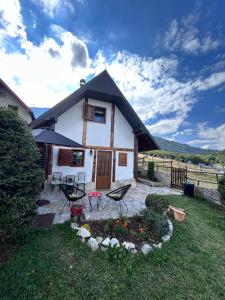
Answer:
[0,108,44,243]
[218,174,225,206]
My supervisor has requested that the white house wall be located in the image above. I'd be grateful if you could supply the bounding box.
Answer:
[114,106,134,148]
[86,99,112,146]
[0,88,32,123]
[55,99,84,144]
[115,151,134,180]
[52,146,93,182]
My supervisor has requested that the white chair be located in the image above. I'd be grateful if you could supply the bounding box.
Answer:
[76,172,86,190]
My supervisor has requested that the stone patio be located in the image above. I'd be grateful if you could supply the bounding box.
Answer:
[38,183,182,224]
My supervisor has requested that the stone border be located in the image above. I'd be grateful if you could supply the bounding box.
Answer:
[71,218,173,255]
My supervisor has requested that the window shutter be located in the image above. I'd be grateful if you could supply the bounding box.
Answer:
[58,148,72,166]
[83,103,94,120]
[118,153,127,166]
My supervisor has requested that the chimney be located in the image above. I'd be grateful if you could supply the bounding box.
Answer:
[80,79,86,87]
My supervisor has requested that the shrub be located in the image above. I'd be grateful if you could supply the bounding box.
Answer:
[218,174,225,206]
[145,194,169,213]
[147,162,154,180]
[140,209,168,237]
[113,224,129,237]
[0,108,44,243]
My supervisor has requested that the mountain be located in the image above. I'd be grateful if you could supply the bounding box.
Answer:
[154,136,217,155]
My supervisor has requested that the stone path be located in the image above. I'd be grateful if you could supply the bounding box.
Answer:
[38,183,182,224]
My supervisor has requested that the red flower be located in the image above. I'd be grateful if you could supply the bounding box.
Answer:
[70,205,84,216]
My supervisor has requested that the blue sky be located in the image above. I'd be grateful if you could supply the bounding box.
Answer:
[0,0,225,150]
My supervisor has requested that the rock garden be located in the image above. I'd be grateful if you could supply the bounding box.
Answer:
[71,194,174,255]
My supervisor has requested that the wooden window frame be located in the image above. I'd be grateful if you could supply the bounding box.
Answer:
[83,103,106,124]
[118,152,128,167]
[71,149,85,167]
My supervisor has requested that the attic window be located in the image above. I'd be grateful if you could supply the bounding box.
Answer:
[8,105,18,112]
[83,103,106,123]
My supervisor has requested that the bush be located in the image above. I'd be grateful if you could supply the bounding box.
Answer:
[0,108,44,243]
[218,174,225,206]
[145,194,169,213]
[147,162,154,180]
[140,209,168,237]
[113,224,129,237]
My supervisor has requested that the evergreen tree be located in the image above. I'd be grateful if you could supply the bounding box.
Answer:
[0,108,44,243]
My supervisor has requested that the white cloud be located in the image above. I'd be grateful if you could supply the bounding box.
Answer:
[196,123,225,150]
[32,0,75,17]
[163,11,221,54]
[196,72,225,91]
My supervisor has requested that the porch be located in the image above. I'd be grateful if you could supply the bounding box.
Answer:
[37,182,182,225]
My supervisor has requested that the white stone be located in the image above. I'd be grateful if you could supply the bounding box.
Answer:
[122,241,136,251]
[100,245,108,252]
[101,237,110,247]
[162,235,170,242]
[77,227,91,239]
[130,248,137,254]
[110,238,120,248]
[167,219,173,236]
[141,244,153,255]
[71,223,79,230]
[96,237,103,244]
[81,238,86,244]
[87,237,99,251]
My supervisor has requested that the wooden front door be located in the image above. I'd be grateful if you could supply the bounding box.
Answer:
[96,151,112,190]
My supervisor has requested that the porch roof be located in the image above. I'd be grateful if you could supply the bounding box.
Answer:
[32,128,83,148]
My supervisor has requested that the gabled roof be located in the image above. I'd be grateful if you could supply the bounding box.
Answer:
[30,70,159,151]
[32,128,83,148]
[0,79,34,120]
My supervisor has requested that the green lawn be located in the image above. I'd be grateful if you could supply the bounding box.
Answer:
[1,196,225,300]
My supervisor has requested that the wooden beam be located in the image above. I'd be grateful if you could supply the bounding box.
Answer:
[133,134,138,180]
[92,149,97,182]
[82,97,88,146]
[112,150,116,182]
[85,145,134,152]
[110,103,115,147]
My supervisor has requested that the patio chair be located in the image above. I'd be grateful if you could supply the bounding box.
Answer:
[51,172,62,193]
[76,172,86,190]
[102,184,131,213]
[59,185,86,214]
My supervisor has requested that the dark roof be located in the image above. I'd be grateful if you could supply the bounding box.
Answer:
[30,70,159,151]
[0,79,34,120]
[32,128,83,148]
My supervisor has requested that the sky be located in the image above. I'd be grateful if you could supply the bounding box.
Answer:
[0,0,225,150]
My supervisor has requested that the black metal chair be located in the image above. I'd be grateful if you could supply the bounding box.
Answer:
[76,172,86,190]
[102,184,131,213]
[51,172,62,193]
[59,185,86,214]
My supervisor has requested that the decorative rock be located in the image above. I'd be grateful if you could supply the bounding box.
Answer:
[141,243,153,255]
[81,238,86,243]
[96,237,103,244]
[122,241,136,251]
[77,227,91,239]
[167,219,173,236]
[110,238,120,248]
[100,245,108,252]
[162,235,170,242]
[87,237,99,251]
[101,237,110,247]
[130,248,137,254]
[71,223,79,230]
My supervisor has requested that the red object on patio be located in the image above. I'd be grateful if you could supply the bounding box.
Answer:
[88,191,102,198]
[70,205,85,216]
[88,191,102,211]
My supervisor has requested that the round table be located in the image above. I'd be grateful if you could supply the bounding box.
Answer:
[88,191,102,211]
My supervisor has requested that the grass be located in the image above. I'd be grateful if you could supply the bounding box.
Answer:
[0,195,225,299]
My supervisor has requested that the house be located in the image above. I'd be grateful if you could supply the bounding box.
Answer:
[0,79,34,123]
[30,70,159,190]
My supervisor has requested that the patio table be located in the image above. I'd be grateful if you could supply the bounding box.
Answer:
[88,191,102,211]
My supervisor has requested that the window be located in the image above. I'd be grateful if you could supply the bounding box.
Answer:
[8,105,18,112]
[72,150,85,167]
[118,153,127,166]
[83,103,106,123]
[57,149,85,167]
